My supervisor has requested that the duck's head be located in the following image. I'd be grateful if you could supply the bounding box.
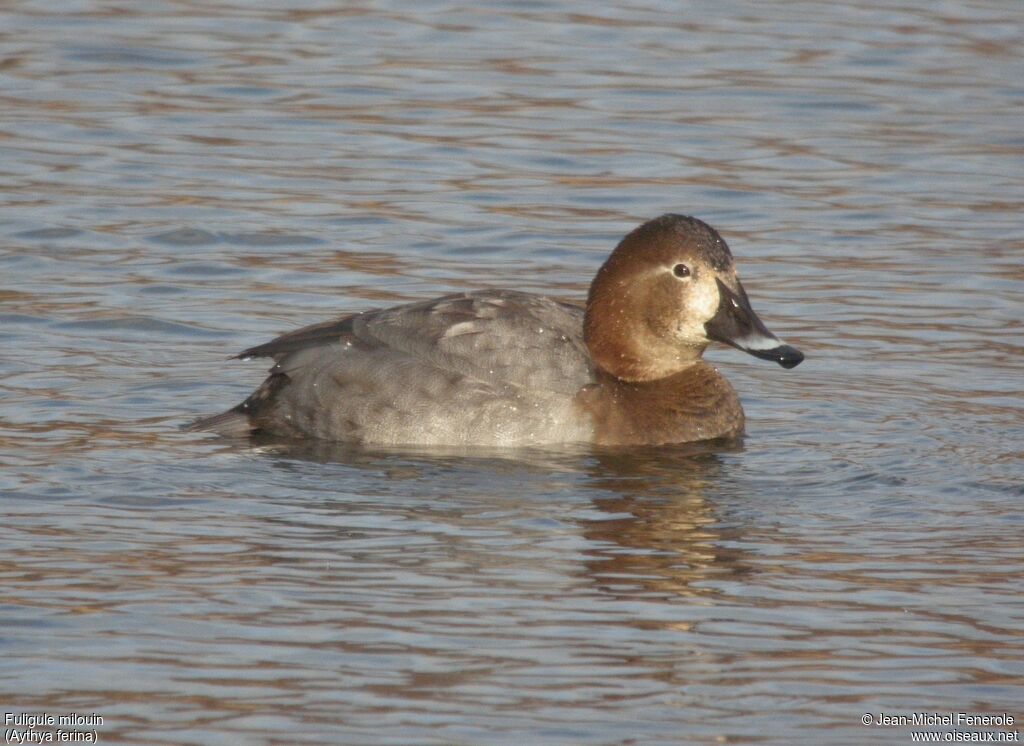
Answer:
[584,214,804,382]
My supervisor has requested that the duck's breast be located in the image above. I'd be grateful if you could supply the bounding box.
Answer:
[576,362,745,446]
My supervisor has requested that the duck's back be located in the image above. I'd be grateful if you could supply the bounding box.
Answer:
[220,290,596,445]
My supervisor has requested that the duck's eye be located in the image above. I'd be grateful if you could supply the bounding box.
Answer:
[672,263,691,279]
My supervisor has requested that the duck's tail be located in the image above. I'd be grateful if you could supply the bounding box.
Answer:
[184,371,290,438]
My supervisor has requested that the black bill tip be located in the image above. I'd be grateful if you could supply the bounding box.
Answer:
[746,343,804,369]
[775,344,804,369]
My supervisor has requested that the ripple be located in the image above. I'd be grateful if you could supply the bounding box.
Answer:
[1,0,1022,743]
[65,46,201,67]
[148,229,222,247]
[53,316,226,338]
[11,227,84,240]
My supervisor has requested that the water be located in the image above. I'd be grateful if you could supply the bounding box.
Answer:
[1,1,1021,743]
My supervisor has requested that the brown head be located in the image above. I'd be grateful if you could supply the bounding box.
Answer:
[584,214,803,382]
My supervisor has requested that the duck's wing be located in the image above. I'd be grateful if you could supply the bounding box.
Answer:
[237,315,359,361]
[239,289,593,394]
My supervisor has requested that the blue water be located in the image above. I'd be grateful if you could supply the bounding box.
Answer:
[1,1,1021,743]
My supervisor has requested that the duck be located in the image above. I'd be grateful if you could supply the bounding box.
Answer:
[190,214,803,446]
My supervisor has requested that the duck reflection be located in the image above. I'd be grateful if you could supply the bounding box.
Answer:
[579,441,751,603]
[241,434,750,603]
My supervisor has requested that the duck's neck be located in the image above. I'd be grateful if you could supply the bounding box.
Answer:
[584,300,706,382]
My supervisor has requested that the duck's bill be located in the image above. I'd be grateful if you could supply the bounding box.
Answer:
[704,278,804,369]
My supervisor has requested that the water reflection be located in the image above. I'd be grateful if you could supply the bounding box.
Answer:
[248,436,751,609]
[2,0,1022,742]
[581,446,751,605]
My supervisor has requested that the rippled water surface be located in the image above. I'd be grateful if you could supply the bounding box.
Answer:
[2,1,1022,744]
